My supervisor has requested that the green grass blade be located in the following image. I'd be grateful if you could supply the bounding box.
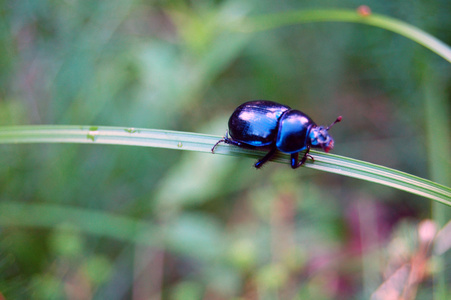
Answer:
[234,9,451,63]
[0,201,156,245]
[1,125,450,206]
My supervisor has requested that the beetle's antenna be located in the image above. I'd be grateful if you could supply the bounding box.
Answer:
[326,116,342,130]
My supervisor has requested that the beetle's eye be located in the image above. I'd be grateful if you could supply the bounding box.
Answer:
[317,128,329,143]
[315,127,327,140]
[310,127,329,146]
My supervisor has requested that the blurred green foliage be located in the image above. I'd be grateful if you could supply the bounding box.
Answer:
[0,0,450,299]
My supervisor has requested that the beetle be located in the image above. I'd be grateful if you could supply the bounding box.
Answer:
[211,100,342,169]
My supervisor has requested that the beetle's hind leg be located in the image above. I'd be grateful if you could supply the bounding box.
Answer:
[255,147,277,169]
[211,131,242,153]
[211,139,225,153]
[291,146,313,169]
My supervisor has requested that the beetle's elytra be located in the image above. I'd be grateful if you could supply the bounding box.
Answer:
[211,100,342,169]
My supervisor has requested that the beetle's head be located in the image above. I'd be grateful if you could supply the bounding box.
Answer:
[309,116,342,153]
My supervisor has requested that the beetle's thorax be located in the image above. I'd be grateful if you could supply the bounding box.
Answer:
[275,110,314,153]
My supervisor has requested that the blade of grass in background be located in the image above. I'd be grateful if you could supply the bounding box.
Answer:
[0,201,156,245]
[232,9,451,63]
[0,125,450,206]
[422,66,451,298]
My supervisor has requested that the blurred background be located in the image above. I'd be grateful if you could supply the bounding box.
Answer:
[0,0,450,299]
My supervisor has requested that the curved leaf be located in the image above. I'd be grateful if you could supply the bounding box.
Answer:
[0,125,450,206]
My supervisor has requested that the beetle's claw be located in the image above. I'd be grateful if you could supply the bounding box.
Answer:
[211,139,224,153]
[212,131,230,153]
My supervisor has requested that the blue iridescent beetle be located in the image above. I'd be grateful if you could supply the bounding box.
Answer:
[211,100,342,169]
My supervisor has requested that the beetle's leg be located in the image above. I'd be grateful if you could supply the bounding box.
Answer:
[211,131,229,153]
[211,131,242,153]
[292,146,313,169]
[299,146,313,166]
[211,138,225,153]
[255,147,277,169]
[291,152,299,169]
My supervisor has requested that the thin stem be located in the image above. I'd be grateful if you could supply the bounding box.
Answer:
[231,9,451,63]
[0,125,450,206]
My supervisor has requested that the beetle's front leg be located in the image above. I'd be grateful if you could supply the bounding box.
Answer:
[291,146,313,169]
